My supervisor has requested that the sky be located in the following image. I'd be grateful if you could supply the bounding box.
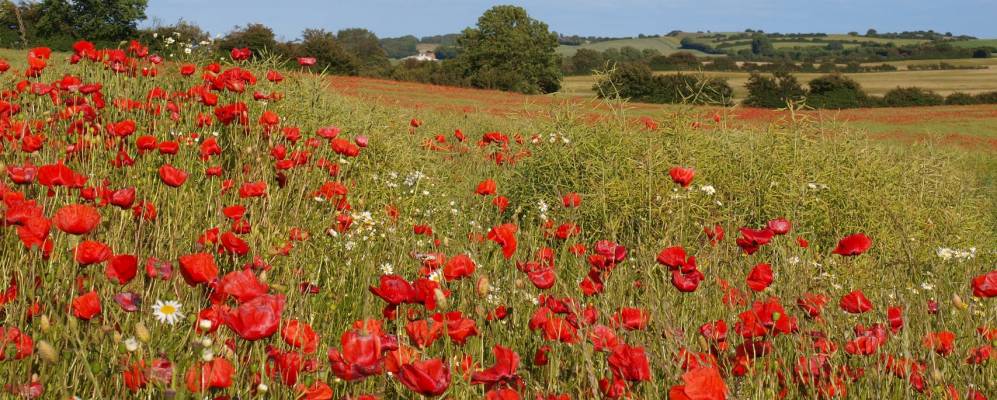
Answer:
[143,0,997,41]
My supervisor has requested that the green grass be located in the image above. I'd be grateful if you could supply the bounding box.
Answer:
[950,39,997,48]
[0,47,994,399]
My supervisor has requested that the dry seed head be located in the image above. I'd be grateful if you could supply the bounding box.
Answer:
[37,340,58,363]
[476,277,491,298]
[135,322,151,343]
[39,315,50,332]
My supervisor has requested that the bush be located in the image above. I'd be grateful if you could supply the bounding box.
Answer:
[944,92,978,105]
[806,74,869,109]
[743,71,805,108]
[882,87,944,107]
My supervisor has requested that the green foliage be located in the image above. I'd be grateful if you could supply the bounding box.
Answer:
[568,48,605,75]
[215,23,278,56]
[454,5,562,94]
[750,34,774,55]
[337,28,391,75]
[882,87,944,107]
[743,71,806,108]
[34,0,147,42]
[287,29,358,75]
[594,62,732,105]
[806,73,869,108]
[380,35,419,59]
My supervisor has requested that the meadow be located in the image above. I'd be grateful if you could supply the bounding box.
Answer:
[0,41,994,400]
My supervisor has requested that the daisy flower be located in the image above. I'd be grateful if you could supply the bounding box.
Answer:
[152,300,184,325]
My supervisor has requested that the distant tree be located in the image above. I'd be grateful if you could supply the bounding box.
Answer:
[216,23,278,56]
[972,48,991,58]
[750,35,773,55]
[570,48,605,74]
[380,35,419,59]
[35,0,147,42]
[337,28,391,74]
[882,87,944,107]
[825,42,844,51]
[619,46,643,62]
[866,28,877,36]
[454,5,561,93]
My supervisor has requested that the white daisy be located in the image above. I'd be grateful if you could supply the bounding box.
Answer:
[152,300,184,325]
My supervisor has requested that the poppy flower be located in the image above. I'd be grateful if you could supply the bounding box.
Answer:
[471,345,521,388]
[370,275,414,305]
[607,344,651,382]
[476,179,496,195]
[443,254,476,282]
[668,366,727,400]
[0,327,33,361]
[922,331,956,356]
[158,164,188,187]
[230,47,251,61]
[185,358,235,392]
[669,167,695,187]
[53,204,101,235]
[398,358,451,397]
[282,320,319,354]
[971,271,997,298]
[219,269,268,303]
[562,193,582,208]
[832,233,872,256]
[297,57,317,67]
[839,290,873,314]
[71,290,101,320]
[178,253,218,286]
[487,223,518,259]
[735,228,774,255]
[113,292,141,312]
[766,218,792,235]
[745,263,773,292]
[74,240,112,265]
[444,312,478,345]
[105,254,138,284]
[222,294,285,341]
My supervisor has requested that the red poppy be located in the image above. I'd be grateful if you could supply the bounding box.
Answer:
[219,269,268,303]
[185,358,235,392]
[398,358,451,397]
[745,263,773,292]
[832,233,872,256]
[562,193,582,208]
[444,312,478,345]
[669,167,695,187]
[668,366,727,400]
[178,253,218,286]
[158,164,188,187]
[297,57,317,67]
[487,223,518,259]
[74,240,112,265]
[222,294,285,341]
[71,290,101,320]
[839,290,873,314]
[370,275,414,305]
[282,320,319,354]
[230,47,251,61]
[443,254,476,282]
[105,254,138,284]
[608,344,651,382]
[971,271,997,298]
[735,227,774,255]
[0,326,33,361]
[766,218,792,235]
[471,345,521,388]
[53,204,101,235]
[922,331,956,356]
[476,179,497,195]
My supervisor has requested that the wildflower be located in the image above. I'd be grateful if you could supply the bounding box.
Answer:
[152,300,184,325]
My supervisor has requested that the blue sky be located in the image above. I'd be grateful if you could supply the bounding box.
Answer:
[144,0,997,40]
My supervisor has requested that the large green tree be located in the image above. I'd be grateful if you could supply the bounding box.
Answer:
[35,0,147,42]
[336,28,390,75]
[454,5,561,94]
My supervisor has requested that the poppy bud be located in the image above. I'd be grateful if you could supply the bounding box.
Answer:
[37,340,58,363]
[135,322,151,343]
[476,277,491,298]
[515,278,525,289]
[952,294,968,310]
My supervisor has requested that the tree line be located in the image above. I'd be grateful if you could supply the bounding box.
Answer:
[596,65,997,108]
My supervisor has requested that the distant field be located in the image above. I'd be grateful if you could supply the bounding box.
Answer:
[561,62,997,100]
[950,39,997,48]
[557,36,712,57]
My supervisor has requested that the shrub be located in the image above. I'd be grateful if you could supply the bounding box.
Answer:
[882,87,944,107]
[944,92,978,105]
[806,74,869,109]
[595,63,732,105]
[743,71,805,108]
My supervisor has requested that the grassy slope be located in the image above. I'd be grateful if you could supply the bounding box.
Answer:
[557,37,710,57]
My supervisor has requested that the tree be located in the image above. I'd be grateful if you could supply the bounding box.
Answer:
[570,48,605,75]
[454,5,561,94]
[337,28,390,75]
[807,74,869,108]
[380,35,419,59]
[35,0,147,42]
[750,34,773,55]
[216,23,278,56]
[290,29,358,75]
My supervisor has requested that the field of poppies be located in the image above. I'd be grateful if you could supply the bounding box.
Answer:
[0,41,995,399]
